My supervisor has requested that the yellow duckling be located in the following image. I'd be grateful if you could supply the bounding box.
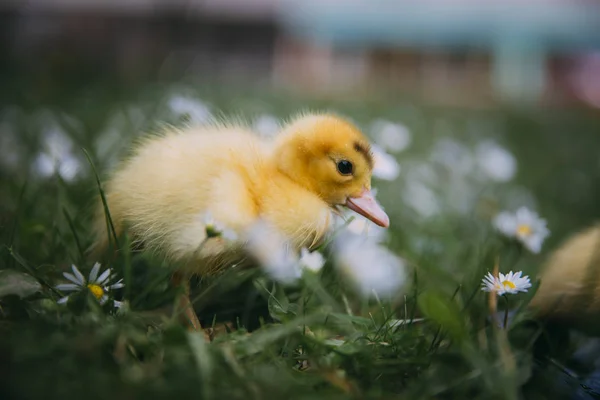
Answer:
[93,112,389,331]
[529,223,600,334]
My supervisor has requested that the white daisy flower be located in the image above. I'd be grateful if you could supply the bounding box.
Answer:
[475,140,517,182]
[371,144,401,181]
[245,220,301,284]
[203,212,238,241]
[56,263,124,307]
[481,271,531,295]
[344,213,388,243]
[370,119,411,153]
[430,138,474,176]
[168,95,212,124]
[402,178,440,218]
[299,248,325,272]
[33,125,82,182]
[253,114,280,137]
[333,233,406,298]
[493,207,550,253]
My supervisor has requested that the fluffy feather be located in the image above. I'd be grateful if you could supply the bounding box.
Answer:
[92,112,388,274]
[529,223,600,333]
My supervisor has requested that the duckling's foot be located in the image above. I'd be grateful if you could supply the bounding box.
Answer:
[171,272,211,341]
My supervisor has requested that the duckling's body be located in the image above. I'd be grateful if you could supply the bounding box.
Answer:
[94,113,389,276]
[529,223,600,333]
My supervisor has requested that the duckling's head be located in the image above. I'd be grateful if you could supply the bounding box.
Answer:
[273,113,390,228]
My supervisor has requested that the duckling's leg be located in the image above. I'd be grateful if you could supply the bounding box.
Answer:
[171,272,210,340]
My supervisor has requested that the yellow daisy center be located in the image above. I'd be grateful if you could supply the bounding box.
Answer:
[517,224,532,237]
[87,284,105,300]
[501,280,516,290]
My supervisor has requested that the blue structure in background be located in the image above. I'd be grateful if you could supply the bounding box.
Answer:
[277,0,600,101]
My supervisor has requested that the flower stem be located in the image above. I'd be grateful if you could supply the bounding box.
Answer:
[503,295,509,330]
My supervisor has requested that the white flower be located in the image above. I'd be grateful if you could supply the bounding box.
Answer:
[430,138,474,176]
[370,119,411,153]
[245,220,301,284]
[56,263,124,307]
[33,125,82,182]
[203,212,238,241]
[168,95,212,124]
[475,140,517,182]
[493,207,550,253]
[402,179,440,218]
[371,144,400,181]
[344,213,388,243]
[299,248,325,272]
[481,271,531,295]
[333,233,406,297]
[253,114,280,137]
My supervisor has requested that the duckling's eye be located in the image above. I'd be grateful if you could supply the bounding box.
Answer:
[336,160,353,175]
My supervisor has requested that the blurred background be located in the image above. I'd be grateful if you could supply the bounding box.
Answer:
[2,0,600,106]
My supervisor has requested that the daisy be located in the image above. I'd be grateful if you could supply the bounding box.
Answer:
[481,271,531,295]
[370,119,411,153]
[56,263,124,307]
[475,140,517,182]
[33,124,82,182]
[333,232,406,297]
[203,212,238,241]
[371,144,401,181]
[493,207,550,253]
[245,220,302,284]
[299,248,325,272]
[346,214,388,243]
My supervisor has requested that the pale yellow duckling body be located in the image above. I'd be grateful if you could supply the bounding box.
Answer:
[93,112,389,276]
[529,223,600,333]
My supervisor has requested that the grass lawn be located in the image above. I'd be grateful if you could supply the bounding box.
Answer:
[1,76,600,399]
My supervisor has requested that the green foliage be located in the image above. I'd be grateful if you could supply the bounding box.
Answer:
[1,79,600,399]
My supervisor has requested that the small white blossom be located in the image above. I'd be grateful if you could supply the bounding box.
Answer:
[203,212,238,241]
[253,114,280,137]
[493,207,550,253]
[430,138,474,176]
[168,95,212,124]
[33,125,82,182]
[345,214,388,243]
[299,248,325,272]
[56,263,124,307]
[370,119,411,153]
[475,140,517,182]
[402,179,440,218]
[245,220,301,284]
[481,271,531,295]
[371,144,400,181]
[333,233,406,297]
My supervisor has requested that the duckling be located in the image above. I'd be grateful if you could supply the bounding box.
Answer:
[529,223,600,334]
[92,112,389,331]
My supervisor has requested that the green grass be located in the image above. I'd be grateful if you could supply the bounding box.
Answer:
[1,77,600,400]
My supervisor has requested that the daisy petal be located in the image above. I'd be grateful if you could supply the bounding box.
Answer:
[57,296,70,304]
[63,272,83,285]
[96,268,111,285]
[71,265,86,285]
[89,262,101,282]
[109,282,125,290]
[55,283,81,291]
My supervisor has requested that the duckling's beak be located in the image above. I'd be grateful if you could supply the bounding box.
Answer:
[345,188,390,228]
